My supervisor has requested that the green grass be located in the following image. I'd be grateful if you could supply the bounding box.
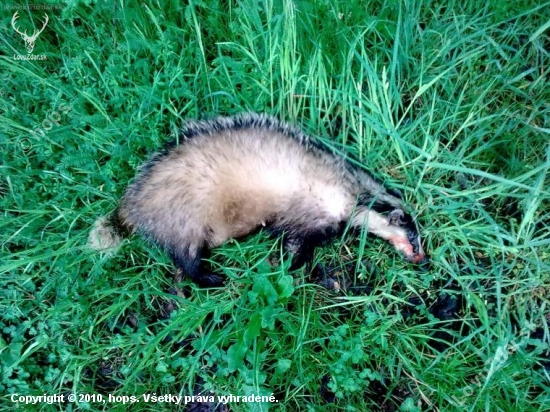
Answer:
[1,0,549,410]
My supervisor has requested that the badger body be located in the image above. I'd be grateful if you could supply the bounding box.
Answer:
[89,113,426,287]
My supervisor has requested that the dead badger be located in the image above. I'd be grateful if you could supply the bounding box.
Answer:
[89,113,427,287]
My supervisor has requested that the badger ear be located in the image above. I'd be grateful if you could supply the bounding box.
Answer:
[388,209,405,226]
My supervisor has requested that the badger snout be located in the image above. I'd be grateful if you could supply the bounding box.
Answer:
[405,253,430,270]
[394,239,428,266]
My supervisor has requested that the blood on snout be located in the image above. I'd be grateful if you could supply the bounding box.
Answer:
[409,253,426,263]
[390,236,426,264]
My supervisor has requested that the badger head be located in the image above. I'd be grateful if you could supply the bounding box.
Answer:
[387,209,428,265]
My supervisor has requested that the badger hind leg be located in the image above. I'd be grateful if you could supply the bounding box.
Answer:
[286,237,316,271]
[169,246,226,288]
[285,223,343,272]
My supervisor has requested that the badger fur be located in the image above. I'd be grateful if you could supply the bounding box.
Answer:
[89,113,426,287]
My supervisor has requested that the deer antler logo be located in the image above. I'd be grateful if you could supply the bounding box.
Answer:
[11,12,49,54]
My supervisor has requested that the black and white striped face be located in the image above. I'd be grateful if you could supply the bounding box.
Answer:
[388,209,427,264]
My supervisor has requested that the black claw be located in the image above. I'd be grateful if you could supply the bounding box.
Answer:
[195,272,226,288]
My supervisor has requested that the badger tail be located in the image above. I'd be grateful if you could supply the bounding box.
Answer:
[87,209,130,251]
